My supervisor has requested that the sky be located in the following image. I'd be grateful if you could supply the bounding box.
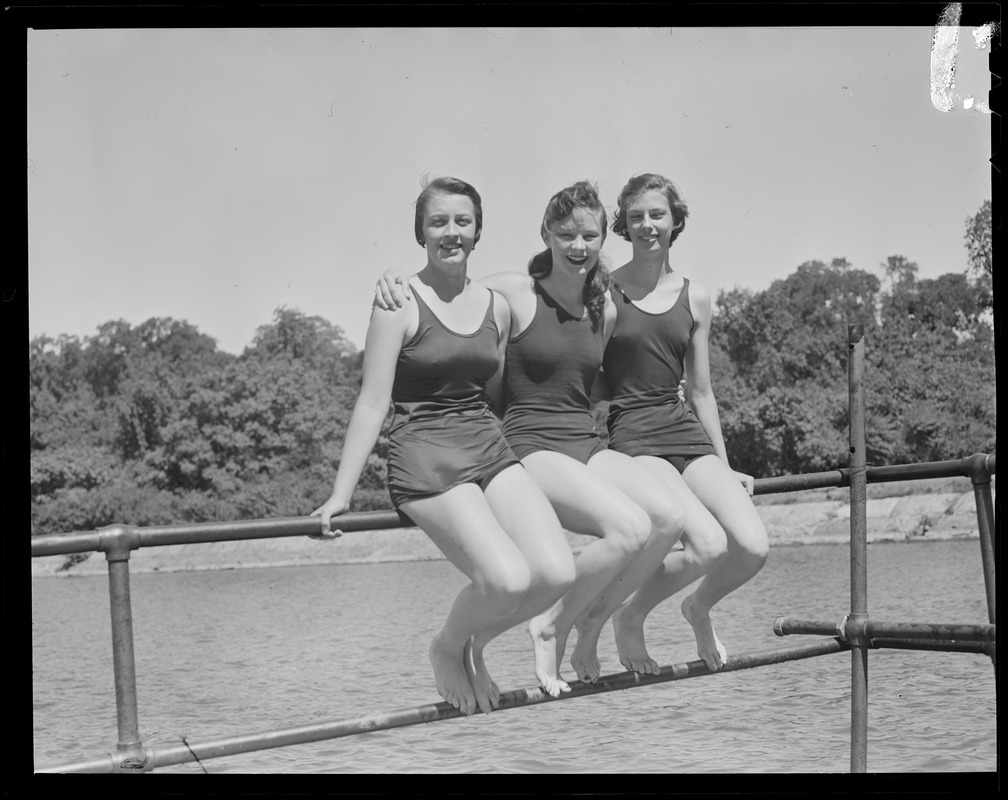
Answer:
[27,24,994,355]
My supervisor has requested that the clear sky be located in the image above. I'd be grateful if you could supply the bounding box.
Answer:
[27,25,993,354]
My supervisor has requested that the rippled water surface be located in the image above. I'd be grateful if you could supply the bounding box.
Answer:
[32,540,996,773]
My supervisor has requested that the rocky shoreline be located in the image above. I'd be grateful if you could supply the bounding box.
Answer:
[31,489,990,579]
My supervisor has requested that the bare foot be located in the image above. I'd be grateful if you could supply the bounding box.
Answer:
[429,632,476,715]
[464,637,500,714]
[681,594,727,671]
[527,616,570,697]
[612,604,660,675]
[554,628,572,693]
[570,616,603,683]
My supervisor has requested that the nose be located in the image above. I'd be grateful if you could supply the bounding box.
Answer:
[443,220,459,241]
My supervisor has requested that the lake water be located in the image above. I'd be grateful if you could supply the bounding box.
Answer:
[32,539,996,774]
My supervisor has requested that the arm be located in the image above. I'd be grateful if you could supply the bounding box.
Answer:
[375,269,413,310]
[374,268,530,310]
[684,283,754,495]
[311,303,411,535]
[484,291,511,418]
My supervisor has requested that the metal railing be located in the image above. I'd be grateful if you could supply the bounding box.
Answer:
[32,325,997,773]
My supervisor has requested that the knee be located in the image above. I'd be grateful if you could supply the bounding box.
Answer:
[685,525,729,567]
[605,505,652,556]
[475,561,532,613]
[735,524,770,570]
[538,555,576,600]
[650,499,686,546]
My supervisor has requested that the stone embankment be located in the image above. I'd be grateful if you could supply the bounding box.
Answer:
[31,489,990,578]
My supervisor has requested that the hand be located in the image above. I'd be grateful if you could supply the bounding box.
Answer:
[676,378,687,403]
[374,270,412,311]
[309,495,350,540]
[734,470,755,496]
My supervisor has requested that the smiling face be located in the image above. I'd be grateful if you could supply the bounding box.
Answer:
[542,207,605,277]
[624,189,675,254]
[420,192,479,269]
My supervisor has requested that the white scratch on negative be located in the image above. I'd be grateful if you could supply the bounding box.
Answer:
[930,3,961,113]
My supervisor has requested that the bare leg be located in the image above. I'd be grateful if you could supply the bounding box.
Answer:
[520,451,653,694]
[613,456,730,670]
[617,455,768,671]
[464,466,575,711]
[679,456,769,670]
[400,474,536,715]
[569,450,685,681]
[464,636,500,710]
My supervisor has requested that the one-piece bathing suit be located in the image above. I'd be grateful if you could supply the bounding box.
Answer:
[502,280,607,463]
[386,287,519,508]
[603,278,716,473]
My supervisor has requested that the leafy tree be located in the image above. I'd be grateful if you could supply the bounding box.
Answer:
[964,199,993,281]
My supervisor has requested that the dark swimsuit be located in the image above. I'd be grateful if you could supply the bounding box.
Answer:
[502,281,607,463]
[386,289,519,508]
[603,278,716,473]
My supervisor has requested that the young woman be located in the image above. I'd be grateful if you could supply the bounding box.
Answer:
[376,182,686,696]
[313,177,575,716]
[583,173,770,675]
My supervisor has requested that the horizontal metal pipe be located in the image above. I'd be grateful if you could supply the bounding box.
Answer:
[31,455,996,559]
[775,617,996,643]
[753,470,848,495]
[868,639,995,654]
[753,453,996,496]
[773,617,846,638]
[35,639,847,773]
[31,510,409,557]
[863,621,996,642]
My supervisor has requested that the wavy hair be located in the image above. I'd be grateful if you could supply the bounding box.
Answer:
[611,173,689,245]
[414,175,483,247]
[528,180,610,332]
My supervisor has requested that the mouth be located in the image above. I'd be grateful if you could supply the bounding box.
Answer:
[567,254,589,266]
[439,241,463,255]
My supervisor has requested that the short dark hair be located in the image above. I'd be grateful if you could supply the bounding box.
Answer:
[612,173,688,244]
[414,176,483,247]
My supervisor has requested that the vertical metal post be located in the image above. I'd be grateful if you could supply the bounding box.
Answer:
[847,324,868,773]
[968,455,996,627]
[101,526,149,771]
[968,454,996,674]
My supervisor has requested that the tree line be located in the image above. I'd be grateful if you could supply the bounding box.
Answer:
[30,202,995,536]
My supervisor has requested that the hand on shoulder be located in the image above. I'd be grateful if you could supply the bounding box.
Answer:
[482,269,534,295]
[374,269,414,310]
